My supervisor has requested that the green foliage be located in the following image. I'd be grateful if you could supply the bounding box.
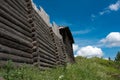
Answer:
[0,57,120,80]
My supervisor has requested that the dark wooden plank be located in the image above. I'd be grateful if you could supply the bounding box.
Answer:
[0,52,32,64]
[40,61,55,68]
[0,16,32,38]
[0,44,32,58]
[38,47,56,59]
[0,28,33,48]
[0,9,31,33]
[0,0,27,19]
[0,22,32,42]
[0,38,32,53]
[39,52,56,63]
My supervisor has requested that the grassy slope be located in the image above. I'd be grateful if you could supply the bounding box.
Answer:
[0,57,120,80]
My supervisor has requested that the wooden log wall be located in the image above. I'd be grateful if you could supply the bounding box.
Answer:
[0,0,33,66]
[0,0,70,68]
[50,30,66,65]
[31,8,57,69]
[63,33,75,63]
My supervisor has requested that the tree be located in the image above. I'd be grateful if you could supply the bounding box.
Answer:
[115,51,120,62]
[108,57,111,61]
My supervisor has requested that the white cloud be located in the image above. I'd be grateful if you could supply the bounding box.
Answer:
[73,44,79,52]
[100,32,120,47]
[109,0,120,11]
[99,0,120,15]
[72,29,91,35]
[99,10,110,15]
[76,46,103,58]
[72,28,95,35]
[74,55,78,57]
[91,14,96,21]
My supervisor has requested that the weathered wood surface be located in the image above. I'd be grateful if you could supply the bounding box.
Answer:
[0,0,74,69]
[0,27,33,48]
[0,22,32,42]
[0,0,33,65]
[0,10,31,33]
[0,44,32,58]
[0,16,32,38]
[0,52,32,64]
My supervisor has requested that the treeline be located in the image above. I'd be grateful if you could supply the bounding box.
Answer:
[115,51,120,62]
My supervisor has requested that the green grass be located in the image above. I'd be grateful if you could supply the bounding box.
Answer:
[0,57,120,80]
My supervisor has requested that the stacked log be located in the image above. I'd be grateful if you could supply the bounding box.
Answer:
[30,4,57,69]
[0,0,73,68]
[49,28,60,65]
[52,33,66,65]
[59,27,75,63]
[0,0,33,66]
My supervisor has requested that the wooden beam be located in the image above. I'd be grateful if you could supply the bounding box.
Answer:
[0,44,32,58]
[0,28,33,48]
[0,38,32,53]
[0,52,32,64]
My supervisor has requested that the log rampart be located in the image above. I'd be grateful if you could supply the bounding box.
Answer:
[0,0,75,69]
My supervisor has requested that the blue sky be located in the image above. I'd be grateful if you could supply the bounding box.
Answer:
[33,0,120,59]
